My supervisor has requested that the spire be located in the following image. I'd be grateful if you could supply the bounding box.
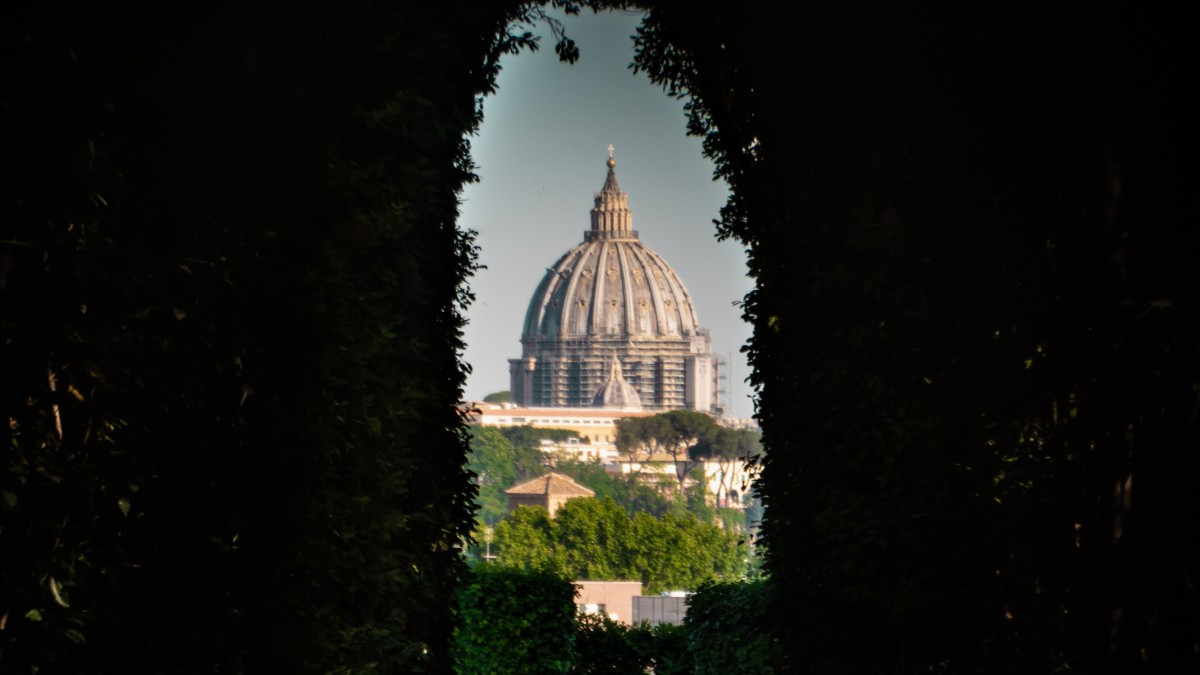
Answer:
[589,146,635,240]
[608,353,623,381]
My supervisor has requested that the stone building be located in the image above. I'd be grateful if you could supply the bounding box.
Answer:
[504,472,595,517]
[509,152,719,413]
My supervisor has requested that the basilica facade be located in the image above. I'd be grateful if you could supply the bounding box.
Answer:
[508,153,719,413]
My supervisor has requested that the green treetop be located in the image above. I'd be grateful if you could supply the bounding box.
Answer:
[492,497,744,594]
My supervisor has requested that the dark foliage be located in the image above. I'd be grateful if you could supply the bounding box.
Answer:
[571,613,653,674]
[451,565,577,674]
[638,621,693,675]
[685,580,780,674]
[633,1,1199,672]
[0,1,566,671]
[7,0,1197,672]
[570,614,693,674]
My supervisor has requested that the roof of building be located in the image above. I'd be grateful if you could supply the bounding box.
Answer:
[505,472,596,498]
[466,404,657,421]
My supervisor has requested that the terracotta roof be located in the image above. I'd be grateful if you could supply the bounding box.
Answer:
[505,472,596,498]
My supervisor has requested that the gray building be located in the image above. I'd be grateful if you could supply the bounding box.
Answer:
[632,594,689,626]
[509,152,719,413]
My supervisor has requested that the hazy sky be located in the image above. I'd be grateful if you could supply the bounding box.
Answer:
[459,9,756,419]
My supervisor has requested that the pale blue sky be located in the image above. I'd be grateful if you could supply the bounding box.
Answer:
[459,9,756,418]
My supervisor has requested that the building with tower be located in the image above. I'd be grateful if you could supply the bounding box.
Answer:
[508,151,720,414]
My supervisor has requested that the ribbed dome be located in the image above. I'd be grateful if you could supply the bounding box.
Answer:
[509,151,718,414]
[521,157,701,341]
[591,356,643,410]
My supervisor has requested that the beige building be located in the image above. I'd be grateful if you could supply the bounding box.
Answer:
[467,401,654,445]
[508,152,720,414]
[504,472,595,517]
[574,580,644,624]
[537,437,621,464]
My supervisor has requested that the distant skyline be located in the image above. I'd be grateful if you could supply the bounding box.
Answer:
[458,9,756,419]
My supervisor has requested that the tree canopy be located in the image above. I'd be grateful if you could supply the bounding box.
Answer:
[616,410,720,490]
[493,498,744,594]
[690,427,762,507]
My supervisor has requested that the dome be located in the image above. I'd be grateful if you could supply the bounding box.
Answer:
[509,151,718,413]
[521,158,701,341]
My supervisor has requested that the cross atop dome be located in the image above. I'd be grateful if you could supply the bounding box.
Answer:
[607,143,616,168]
